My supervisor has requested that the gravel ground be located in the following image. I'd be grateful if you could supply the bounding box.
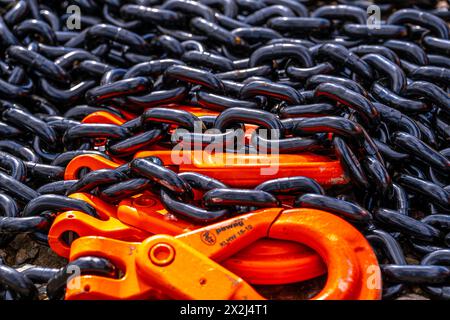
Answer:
[0,234,66,268]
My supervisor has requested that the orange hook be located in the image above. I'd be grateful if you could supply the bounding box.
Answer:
[49,192,325,284]
[117,193,325,285]
[65,208,381,300]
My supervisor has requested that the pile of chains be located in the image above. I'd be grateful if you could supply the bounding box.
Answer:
[0,0,449,300]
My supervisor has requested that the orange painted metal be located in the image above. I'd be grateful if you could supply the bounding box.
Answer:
[75,106,348,188]
[65,150,348,187]
[117,193,326,284]
[82,111,126,125]
[63,107,373,298]
[118,193,196,235]
[61,124,347,285]
[81,106,219,126]
[65,208,381,300]
[48,210,150,258]
[48,193,150,257]
[48,192,325,284]
[64,154,123,180]
[62,150,346,284]
[134,150,348,187]
[222,239,324,285]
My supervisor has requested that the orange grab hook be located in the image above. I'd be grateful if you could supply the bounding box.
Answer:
[49,193,326,284]
[65,208,381,300]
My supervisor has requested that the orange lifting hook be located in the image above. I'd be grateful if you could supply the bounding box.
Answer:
[49,193,326,285]
[117,193,326,285]
[65,208,382,300]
